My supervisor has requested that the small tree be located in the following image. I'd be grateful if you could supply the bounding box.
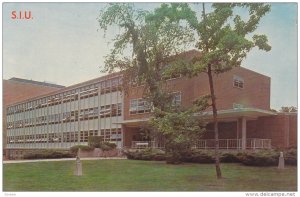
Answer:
[155,3,271,178]
[150,106,206,164]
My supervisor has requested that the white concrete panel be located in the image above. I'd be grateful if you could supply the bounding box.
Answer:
[100,95,106,106]
[74,123,78,131]
[94,96,99,107]
[99,119,104,129]
[49,106,55,115]
[105,94,111,105]
[111,91,118,104]
[84,120,88,130]
[74,101,78,109]
[54,124,59,132]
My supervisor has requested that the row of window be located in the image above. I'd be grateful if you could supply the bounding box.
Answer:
[130,73,182,87]
[129,99,151,115]
[6,76,123,115]
[7,128,122,144]
[7,74,244,116]
[7,103,122,129]
[129,92,181,115]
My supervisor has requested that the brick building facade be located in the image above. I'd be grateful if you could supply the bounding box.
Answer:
[3,78,64,158]
[4,51,297,159]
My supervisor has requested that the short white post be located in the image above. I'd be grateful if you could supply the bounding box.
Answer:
[74,148,82,176]
[278,152,285,169]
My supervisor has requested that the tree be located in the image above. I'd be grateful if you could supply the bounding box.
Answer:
[157,3,271,178]
[98,3,194,109]
[150,100,208,164]
[98,3,208,164]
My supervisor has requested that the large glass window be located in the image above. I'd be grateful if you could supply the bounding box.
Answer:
[130,99,150,115]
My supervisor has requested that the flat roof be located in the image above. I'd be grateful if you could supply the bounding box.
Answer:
[195,107,277,121]
[115,108,277,126]
[6,72,122,107]
[8,77,65,88]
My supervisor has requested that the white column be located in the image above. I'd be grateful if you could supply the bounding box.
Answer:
[241,117,247,150]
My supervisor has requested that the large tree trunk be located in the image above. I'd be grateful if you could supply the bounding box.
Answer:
[207,64,222,179]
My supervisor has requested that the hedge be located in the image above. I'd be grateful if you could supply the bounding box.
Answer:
[23,149,75,159]
[123,148,166,161]
[70,145,94,154]
[124,148,297,166]
[237,150,279,166]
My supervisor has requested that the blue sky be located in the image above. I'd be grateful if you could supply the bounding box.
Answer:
[2,3,298,110]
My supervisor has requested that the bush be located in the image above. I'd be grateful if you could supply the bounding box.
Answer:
[284,148,297,165]
[70,145,94,154]
[100,142,117,151]
[88,136,103,148]
[181,150,215,163]
[220,152,240,163]
[166,152,182,164]
[237,150,279,166]
[23,149,75,159]
[125,148,297,166]
[124,149,166,161]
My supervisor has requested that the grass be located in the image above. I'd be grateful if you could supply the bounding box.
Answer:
[3,159,297,191]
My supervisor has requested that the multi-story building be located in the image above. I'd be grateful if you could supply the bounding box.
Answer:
[3,77,65,159]
[4,50,297,159]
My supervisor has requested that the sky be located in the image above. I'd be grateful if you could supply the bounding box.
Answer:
[2,2,298,110]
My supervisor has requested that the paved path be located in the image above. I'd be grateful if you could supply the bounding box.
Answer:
[3,157,127,164]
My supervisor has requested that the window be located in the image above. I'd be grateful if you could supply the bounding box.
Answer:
[130,99,151,115]
[233,103,245,109]
[233,75,244,88]
[171,92,181,106]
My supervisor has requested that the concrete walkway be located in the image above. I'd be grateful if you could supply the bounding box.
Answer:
[3,157,127,164]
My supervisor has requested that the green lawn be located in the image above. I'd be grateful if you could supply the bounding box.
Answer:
[3,159,297,191]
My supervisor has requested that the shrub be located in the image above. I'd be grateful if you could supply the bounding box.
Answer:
[124,148,297,166]
[237,150,279,166]
[23,149,75,159]
[124,149,166,161]
[220,152,240,163]
[284,148,297,165]
[100,142,117,151]
[166,152,182,164]
[70,145,94,154]
[181,150,215,163]
[88,136,103,148]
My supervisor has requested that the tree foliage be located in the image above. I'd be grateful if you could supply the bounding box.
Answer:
[159,3,271,76]
[153,2,271,178]
[98,3,208,164]
[98,3,194,108]
[150,107,205,164]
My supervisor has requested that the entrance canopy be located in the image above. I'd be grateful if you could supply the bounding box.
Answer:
[115,108,276,126]
[114,118,150,127]
[195,107,276,121]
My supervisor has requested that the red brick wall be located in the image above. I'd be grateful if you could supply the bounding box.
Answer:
[200,114,297,149]
[250,114,297,148]
[124,66,271,121]
[195,67,271,111]
[123,126,140,147]
[289,114,297,147]
[3,80,63,106]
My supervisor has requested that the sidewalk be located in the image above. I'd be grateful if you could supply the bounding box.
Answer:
[3,157,127,164]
